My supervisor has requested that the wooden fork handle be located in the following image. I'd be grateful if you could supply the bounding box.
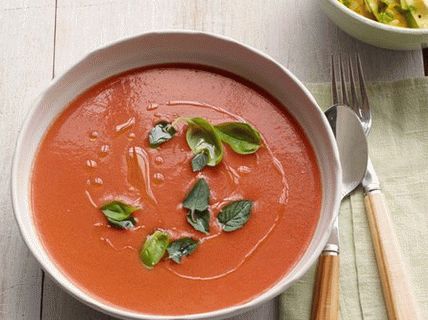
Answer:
[365,191,421,320]
[311,254,339,320]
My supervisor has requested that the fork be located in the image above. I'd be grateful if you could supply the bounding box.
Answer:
[334,55,421,320]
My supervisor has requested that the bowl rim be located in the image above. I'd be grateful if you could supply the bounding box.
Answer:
[328,0,428,35]
[11,29,342,319]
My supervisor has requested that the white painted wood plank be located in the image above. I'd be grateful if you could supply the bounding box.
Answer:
[0,1,56,319]
[53,0,424,81]
[41,0,424,319]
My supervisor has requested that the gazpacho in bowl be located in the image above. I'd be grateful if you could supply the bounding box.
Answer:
[12,31,341,319]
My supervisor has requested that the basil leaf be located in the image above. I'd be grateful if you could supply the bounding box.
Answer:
[217,200,253,232]
[191,152,208,172]
[186,210,210,234]
[101,201,139,220]
[100,201,139,229]
[140,230,170,269]
[107,217,136,230]
[149,121,176,148]
[183,179,210,234]
[215,122,261,154]
[186,118,223,166]
[167,237,199,263]
[183,178,210,214]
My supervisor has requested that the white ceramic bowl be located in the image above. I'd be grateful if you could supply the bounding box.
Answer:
[11,31,342,319]
[321,0,428,50]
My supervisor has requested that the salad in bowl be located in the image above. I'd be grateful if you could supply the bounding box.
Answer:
[338,0,428,28]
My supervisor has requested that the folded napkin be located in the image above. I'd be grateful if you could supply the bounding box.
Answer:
[279,78,428,320]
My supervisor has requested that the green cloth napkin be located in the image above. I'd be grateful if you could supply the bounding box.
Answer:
[279,78,428,320]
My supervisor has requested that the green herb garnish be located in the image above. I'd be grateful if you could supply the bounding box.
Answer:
[167,237,199,263]
[186,210,210,234]
[217,200,253,232]
[140,230,170,269]
[107,218,136,229]
[148,117,263,170]
[149,121,176,148]
[183,178,210,215]
[191,151,209,172]
[186,118,223,167]
[214,122,261,154]
[183,178,211,234]
[100,201,139,229]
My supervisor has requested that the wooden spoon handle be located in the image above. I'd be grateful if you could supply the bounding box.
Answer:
[365,191,420,320]
[311,254,339,320]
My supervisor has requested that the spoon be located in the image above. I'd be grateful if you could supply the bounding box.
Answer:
[311,105,368,320]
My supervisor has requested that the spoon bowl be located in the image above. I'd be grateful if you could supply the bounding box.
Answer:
[325,105,368,198]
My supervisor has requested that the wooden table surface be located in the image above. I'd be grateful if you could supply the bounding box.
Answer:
[0,1,426,319]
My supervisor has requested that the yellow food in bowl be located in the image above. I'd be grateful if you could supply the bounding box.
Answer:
[338,0,428,28]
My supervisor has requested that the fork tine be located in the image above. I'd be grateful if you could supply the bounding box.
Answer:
[348,56,359,113]
[356,54,372,133]
[331,55,339,105]
[357,54,369,115]
[339,55,349,106]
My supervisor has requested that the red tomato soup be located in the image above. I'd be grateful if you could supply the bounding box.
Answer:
[32,65,321,315]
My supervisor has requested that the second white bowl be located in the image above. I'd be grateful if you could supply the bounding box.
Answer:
[321,0,428,50]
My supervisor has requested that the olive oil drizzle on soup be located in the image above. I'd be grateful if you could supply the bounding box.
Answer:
[32,65,321,315]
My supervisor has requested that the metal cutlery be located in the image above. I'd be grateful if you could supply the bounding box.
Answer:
[311,71,369,319]
[333,55,421,320]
